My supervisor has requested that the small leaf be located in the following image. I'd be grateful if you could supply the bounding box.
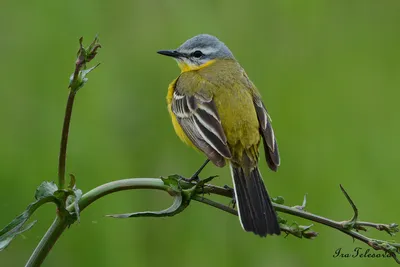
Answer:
[161,174,183,193]
[272,196,285,205]
[277,215,287,224]
[107,194,185,218]
[68,36,101,92]
[0,216,37,251]
[0,195,53,251]
[108,174,200,219]
[86,35,101,62]
[293,194,308,211]
[302,194,307,207]
[71,189,82,222]
[303,231,319,239]
[299,224,313,232]
[69,63,100,93]
[384,223,399,236]
[35,181,58,200]
[0,179,84,251]
[197,175,218,187]
[0,208,34,251]
[80,63,100,78]
[68,174,76,189]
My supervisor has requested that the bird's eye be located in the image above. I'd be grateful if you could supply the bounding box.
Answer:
[192,50,203,58]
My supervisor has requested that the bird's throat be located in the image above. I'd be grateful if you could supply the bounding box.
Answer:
[177,59,216,72]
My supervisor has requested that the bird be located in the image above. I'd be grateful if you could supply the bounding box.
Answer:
[158,34,281,237]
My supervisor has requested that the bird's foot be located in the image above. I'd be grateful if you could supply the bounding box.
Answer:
[179,175,201,184]
[178,159,211,186]
[224,184,236,208]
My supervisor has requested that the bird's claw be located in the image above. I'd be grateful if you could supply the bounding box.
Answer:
[179,175,200,184]
[224,185,236,208]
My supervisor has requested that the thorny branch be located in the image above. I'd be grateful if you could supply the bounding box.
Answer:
[75,175,400,263]
[191,181,400,262]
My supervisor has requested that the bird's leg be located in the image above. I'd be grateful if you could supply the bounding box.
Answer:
[181,159,210,183]
[224,184,236,208]
[191,159,210,180]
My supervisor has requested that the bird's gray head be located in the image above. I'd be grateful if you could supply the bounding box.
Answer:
[157,34,234,70]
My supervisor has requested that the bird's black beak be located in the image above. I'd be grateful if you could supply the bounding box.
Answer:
[157,50,182,58]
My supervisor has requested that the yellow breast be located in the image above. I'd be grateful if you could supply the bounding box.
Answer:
[166,60,217,148]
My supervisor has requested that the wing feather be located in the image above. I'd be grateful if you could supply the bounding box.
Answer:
[253,96,280,171]
[171,88,231,167]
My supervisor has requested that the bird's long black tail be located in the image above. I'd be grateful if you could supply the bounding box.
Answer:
[230,163,280,237]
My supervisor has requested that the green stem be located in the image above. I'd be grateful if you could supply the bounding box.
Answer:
[192,195,237,215]
[57,91,76,189]
[25,217,68,267]
[77,178,169,211]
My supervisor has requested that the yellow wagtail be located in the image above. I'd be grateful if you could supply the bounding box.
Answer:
[158,34,280,237]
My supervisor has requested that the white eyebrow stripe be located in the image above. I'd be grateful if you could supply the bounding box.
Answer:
[199,47,218,55]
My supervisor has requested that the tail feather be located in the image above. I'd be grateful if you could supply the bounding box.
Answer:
[230,164,280,237]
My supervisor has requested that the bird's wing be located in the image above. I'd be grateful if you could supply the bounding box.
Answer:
[253,95,280,171]
[171,79,231,167]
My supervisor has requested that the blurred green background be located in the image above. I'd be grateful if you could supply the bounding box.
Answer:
[1,0,399,266]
